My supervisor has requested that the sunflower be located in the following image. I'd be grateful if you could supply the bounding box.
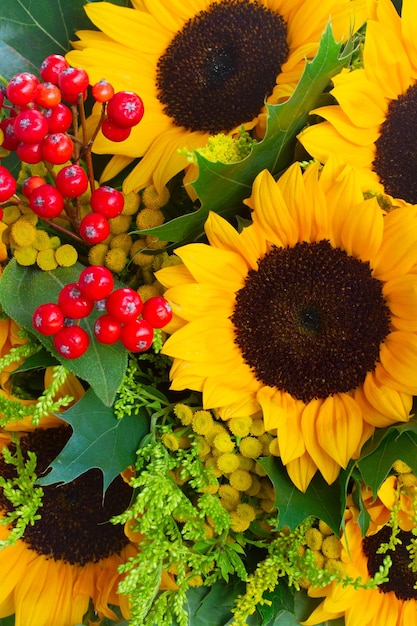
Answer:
[67,0,367,194]
[157,158,417,491]
[299,0,417,205]
[303,474,417,626]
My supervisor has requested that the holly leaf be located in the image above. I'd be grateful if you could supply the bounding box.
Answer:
[141,22,355,245]
[0,259,128,406]
[356,418,417,495]
[37,387,149,493]
[0,0,131,79]
[259,457,342,534]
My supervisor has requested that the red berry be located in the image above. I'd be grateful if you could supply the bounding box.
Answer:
[58,283,94,319]
[33,81,61,108]
[54,325,89,359]
[13,109,48,144]
[90,186,124,218]
[120,318,154,352]
[0,118,19,151]
[22,175,47,198]
[101,118,132,142]
[29,184,64,218]
[55,164,89,198]
[106,91,144,128]
[41,132,74,164]
[142,296,173,329]
[6,72,39,106]
[92,80,114,103]
[44,103,73,133]
[60,89,87,105]
[78,265,114,301]
[106,287,143,323]
[79,213,110,244]
[17,141,43,165]
[32,302,64,335]
[58,67,89,96]
[40,55,69,84]
[0,166,17,203]
[94,314,121,344]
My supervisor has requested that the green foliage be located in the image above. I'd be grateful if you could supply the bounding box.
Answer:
[0,260,128,406]
[0,436,43,549]
[140,23,356,246]
[259,457,342,534]
[0,0,131,80]
[36,387,150,494]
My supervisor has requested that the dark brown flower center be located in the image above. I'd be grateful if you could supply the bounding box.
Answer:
[373,83,417,204]
[156,0,289,133]
[231,240,391,403]
[0,427,132,565]
[363,526,417,600]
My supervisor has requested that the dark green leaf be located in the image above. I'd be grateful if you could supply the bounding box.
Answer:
[37,387,149,493]
[181,580,247,626]
[259,457,342,534]
[142,23,354,245]
[0,259,128,406]
[13,348,59,373]
[0,0,131,80]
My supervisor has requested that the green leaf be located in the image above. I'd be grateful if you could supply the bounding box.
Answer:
[259,457,342,534]
[0,259,128,406]
[181,580,248,626]
[0,0,131,80]
[357,422,417,495]
[37,387,149,493]
[142,22,354,245]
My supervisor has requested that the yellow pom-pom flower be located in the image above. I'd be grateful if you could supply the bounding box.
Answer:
[109,215,132,235]
[236,503,257,523]
[136,208,165,231]
[173,403,194,426]
[105,248,127,273]
[110,233,133,254]
[55,244,78,267]
[142,184,170,210]
[230,512,250,532]
[10,218,36,247]
[213,432,235,453]
[13,246,37,266]
[161,432,180,451]
[249,419,266,437]
[218,484,240,508]
[229,469,252,492]
[216,453,239,475]
[321,535,342,559]
[228,416,252,438]
[88,243,108,266]
[304,527,323,551]
[239,437,263,459]
[33,230,52,251]
[191,410,214,436]
[129,240,153,268]
[122,191,140,215]
[36,249,58,271]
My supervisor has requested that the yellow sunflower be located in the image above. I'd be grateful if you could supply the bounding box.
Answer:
[67,0,367,193]
[299,0,417,205]
[303,475,417,626]
[157,158,417,491]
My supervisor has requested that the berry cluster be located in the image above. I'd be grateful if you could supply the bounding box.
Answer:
[32,265,173,359]
[0,54,144,245]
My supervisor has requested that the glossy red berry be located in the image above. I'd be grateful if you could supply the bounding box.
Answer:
[41,132,74,164]
[105,287,143,323]
[0,166,17,203]
[6,72,39,106]
[79,213,111,244]
[58,67,89,96]
[94,314,122,344]
[0,118,19,151]
[78,265,114,301]
[90,186,124,218]
[16,141,43,165]
[92,80,114,103]
[33,81,61,108]
[120,318,154,352]
[55,164,89,198]
[54,325,89,359]
[58,283,94,319]
[32,302,64,335]
[13,109,49,144]
[22,175,47,198]
[101,118,131,143]
[40,54,69,84]
[44,103,73,133]
[142,296,173,329]
[106,91,144,128]
[29,184,64,218]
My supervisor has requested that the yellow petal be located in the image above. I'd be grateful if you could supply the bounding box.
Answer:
[379,331,417,392]
[315,395,363,468]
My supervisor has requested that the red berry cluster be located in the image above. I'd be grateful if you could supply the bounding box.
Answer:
[0,55,145,244]
[32,265,173,359]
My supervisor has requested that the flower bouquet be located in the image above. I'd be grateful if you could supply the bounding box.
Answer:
[0,0,416,625]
